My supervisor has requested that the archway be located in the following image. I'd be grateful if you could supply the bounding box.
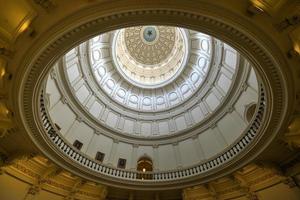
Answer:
[137,156,153,179]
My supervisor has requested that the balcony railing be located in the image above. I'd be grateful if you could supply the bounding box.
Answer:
[39,84,266,182]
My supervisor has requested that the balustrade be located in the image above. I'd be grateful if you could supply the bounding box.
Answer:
[38,84,266,182]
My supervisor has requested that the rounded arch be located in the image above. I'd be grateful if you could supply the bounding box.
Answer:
[137,155,153,180]
[137,155,153,172]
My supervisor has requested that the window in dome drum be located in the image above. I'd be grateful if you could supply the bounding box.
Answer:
[54,123,61,131]
[73,140,83,150]
[118,158,126,169]
[95,152,105,162]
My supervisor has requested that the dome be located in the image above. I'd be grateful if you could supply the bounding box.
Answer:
[46,26,253,140]
[40,24,263,184]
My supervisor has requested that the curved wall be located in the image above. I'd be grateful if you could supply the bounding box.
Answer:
[45,33,259,171]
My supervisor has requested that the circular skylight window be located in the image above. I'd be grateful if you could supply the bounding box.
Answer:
[141,26,158,43]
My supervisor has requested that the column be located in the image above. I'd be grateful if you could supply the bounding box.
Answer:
[283,117,300,148]
[153,145,159,171]
[172,142,182,169]
[0,101,13,138]
[130,144,138,170]
[107,139,118,166]
[0,48,13,78]
[23,185,40,200]
[211,124,228,147]
[99,186,107,200]
[155,193,160,200]
[128,192,134,200]
[192,135,205,160]
[0,152,35,167]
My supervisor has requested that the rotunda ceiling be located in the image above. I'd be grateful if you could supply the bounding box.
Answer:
[43,26,261,174]
[41,24,262,182]
[55,27,245,139]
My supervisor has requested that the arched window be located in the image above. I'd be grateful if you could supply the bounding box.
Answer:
[245,103,257,123]
[137,156,153,179]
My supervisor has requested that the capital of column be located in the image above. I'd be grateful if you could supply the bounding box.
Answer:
[113,138,119,144]
[27,185,40,196]
[0,152,37,167]
[33,0,56,12]
[282,117,300,148]
[282,177,297,188]
[172,142,179,146]
[245,192,258,200]
[0,152,8,167]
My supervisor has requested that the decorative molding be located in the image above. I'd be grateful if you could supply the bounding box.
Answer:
[206,183,218,199]
[183,164,288,200]
[227,106,234,113]
[0,48,14,59]
[276,15,300,31]
[61,97,68,104]
[33,0,56,12]
[76,116,83,123]
[6,161,107,200]
[282,177,298,188]
[49,69,57,79]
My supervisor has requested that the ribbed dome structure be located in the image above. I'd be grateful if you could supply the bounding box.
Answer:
[39,25,263,184]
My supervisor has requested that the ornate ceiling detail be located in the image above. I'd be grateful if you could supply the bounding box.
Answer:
[124,26,176,65]
[40,25,264,188]
[114,26,187,88]
[58,30,248,140]
[90,30,211,114]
